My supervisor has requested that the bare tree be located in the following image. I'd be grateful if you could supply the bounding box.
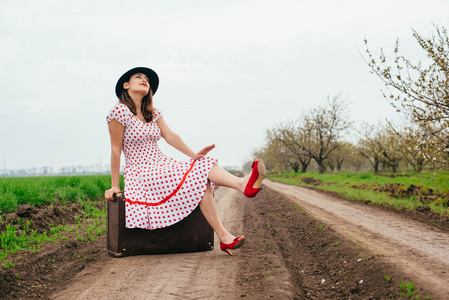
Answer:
[252,133,286,171]
[300,94,352,173]
[327,141,355,172]
[261,95,351,174]
[357,122,383,174]
[265,122,312,173]
[377,128,403,174]
[358,122,405,174]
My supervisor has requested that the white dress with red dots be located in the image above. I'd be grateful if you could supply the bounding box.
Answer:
[106,103,217,230]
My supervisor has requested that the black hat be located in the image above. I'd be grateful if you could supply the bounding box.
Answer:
[115,67,159,98]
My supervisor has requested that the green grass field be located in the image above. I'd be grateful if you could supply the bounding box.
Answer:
[0,175,121,263]
[0,175,123,214]
[269,170,449,215]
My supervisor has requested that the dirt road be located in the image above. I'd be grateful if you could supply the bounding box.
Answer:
[265,180,449,299]
[49,188,294,299]
[47,181,449,299]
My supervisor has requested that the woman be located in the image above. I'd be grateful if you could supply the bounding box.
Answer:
[104,67,266,256]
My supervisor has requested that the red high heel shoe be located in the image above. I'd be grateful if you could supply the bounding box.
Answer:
[220,236,245,256]
[244,158,266,198]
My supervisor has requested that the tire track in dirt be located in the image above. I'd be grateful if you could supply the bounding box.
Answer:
[265,180,449,299]
[49,188,278,299]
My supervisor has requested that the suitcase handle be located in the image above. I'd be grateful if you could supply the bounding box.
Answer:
[113,191,125,201]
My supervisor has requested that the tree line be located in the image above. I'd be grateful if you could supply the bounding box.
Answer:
[252,24,449,174]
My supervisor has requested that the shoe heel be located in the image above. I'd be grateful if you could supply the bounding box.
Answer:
[253,158,266,189]
[220,236,245,256]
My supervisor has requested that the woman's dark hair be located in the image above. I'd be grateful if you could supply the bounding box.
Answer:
[119,88,154,122]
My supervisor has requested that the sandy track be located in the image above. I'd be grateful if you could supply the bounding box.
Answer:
[50,188,245,300]
[265,180,449,299]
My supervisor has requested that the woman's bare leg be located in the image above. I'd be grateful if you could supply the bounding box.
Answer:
[199,183,236,244]
[208,165,250,193]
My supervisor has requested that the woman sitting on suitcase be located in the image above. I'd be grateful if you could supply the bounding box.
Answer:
[104,67,266,256]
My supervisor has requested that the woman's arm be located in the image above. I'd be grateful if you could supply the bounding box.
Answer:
[104,119,125,200]
[156,117,215,159]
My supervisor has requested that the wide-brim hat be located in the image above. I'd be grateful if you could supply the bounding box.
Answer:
[115,67,159,98]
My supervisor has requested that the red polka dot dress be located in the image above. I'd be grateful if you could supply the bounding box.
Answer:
[106,103,217,230]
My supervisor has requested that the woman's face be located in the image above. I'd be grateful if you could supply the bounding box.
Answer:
[123,73,150,95]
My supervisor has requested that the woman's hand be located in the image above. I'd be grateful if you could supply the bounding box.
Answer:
[105,186,121,201]
[157,117,215,160]
[192,144,215,160]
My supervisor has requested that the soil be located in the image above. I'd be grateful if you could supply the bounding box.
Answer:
[1,181,448,299]
[354,182,449,206]
[0,202,107,299]
[301,177,324,186]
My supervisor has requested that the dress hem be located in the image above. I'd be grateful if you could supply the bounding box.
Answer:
[124,158,217,230]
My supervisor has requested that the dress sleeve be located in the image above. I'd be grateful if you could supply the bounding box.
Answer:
[106,104,132,127]
[153,107,163,121]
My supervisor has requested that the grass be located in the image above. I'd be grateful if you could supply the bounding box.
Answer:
[269,170,449,215]
[0,203,107,263]
[2,259,14,270]
[399,281,418,298]
[0,175,114,264]
[0,175,124,214]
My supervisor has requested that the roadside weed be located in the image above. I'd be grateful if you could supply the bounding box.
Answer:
[399,281,418,298]
[265,240,271,249]
[76,231,85,242]
[2,259,14,270]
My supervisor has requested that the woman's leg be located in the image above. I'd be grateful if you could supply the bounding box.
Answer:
[207,165,249,193]
[199,183,236,244]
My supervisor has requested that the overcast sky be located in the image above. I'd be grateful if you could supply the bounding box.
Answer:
[1,0,448,171]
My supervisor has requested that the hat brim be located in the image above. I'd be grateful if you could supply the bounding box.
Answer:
[115,67,159,98]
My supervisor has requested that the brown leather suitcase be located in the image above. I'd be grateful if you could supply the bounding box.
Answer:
[107,192,214,257]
